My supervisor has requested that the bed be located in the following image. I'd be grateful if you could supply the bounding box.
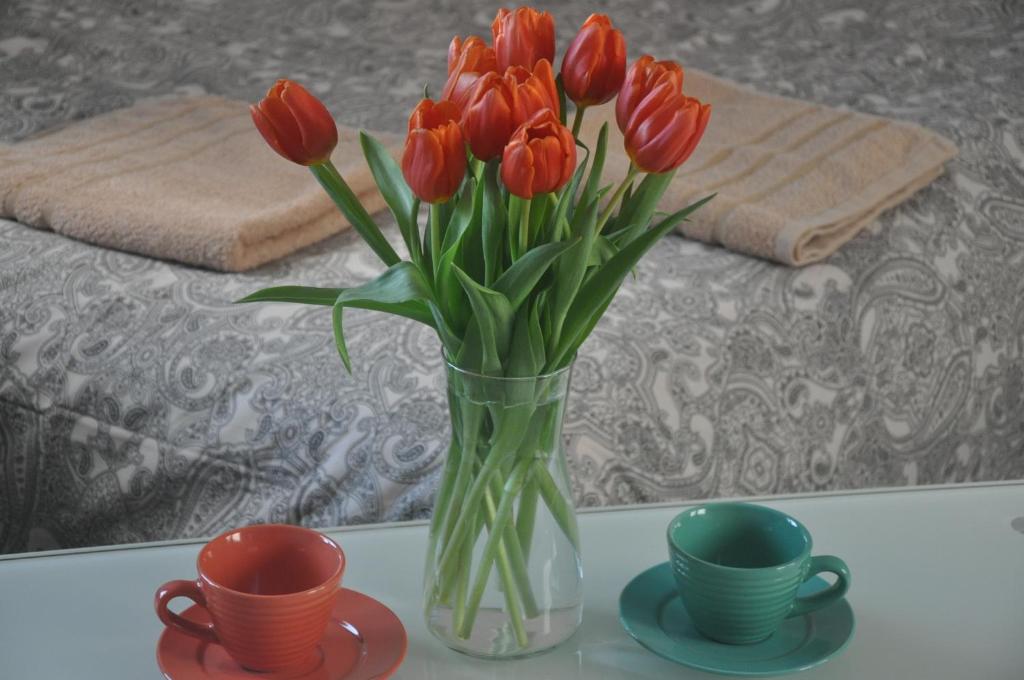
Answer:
[1,0,1022,552]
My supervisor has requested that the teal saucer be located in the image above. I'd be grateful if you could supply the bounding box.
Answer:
[619,563,855,677]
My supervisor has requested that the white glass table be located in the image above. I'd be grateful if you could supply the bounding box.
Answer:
[1,482,1022,679]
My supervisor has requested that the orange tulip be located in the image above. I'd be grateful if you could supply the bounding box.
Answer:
[250,79,338,166]
[501,109,576,199]
[402,99,467,203]
[622,86,710,174]
[615,55,684,134]
[442,35,497,112]
[492,6,555,72]
[462,59,559,161]
[560,14,627,108]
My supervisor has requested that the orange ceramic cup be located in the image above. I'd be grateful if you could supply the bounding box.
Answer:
[155,524,345,673]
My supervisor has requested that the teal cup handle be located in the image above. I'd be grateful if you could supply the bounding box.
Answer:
[789,555,851,618]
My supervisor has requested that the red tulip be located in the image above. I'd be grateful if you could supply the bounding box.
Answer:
[622,86,710,174]
[442,35,497,112]
[462,59,559,161]
[560,14,627,108]
[492,6,555,72]
[507,59,559,123]
[250,79,338,166]
[615,55,684,134]
[402,99,467,203]
[501,109,576,199]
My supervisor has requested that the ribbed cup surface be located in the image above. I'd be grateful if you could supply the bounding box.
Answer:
[204,575,340,671]
[671,549,808,644]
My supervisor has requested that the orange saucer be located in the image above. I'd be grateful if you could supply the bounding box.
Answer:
[157,588,407,680]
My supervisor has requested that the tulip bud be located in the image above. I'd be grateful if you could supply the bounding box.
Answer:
[615,55,684,134]
[442,35,497,112]
[560,14,627,108]
[462,59,559,161]
[501,109,576,199]
[402,99,467,203]
[492,6,556,72]
[623,87,711,174]
[250,79,338,166]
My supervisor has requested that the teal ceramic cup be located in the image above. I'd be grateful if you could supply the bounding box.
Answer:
[667,502,851,645]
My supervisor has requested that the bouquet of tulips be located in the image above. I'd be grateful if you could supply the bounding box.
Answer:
[244,6,711,654]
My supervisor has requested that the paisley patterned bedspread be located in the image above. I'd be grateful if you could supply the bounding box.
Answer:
[1,0,1022,552]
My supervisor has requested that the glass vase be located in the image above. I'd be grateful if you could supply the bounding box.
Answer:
[423,360,582,659]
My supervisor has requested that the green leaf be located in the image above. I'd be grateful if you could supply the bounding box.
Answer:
[331,262,439,371]
[427,301,461,356]
[562,140,591,225]
[605,170,674,241]
[548,193,716,369]
[236,284,434,327]
[587,235,618,267]
[359,132,417,257]
[236,285,342,306]
[457,177,487,284]
[506,302,545,378]
[332,303,351,372]
[408,198,422,264]
[310,163,400,266]
[492,239,577,312]
[452,266,514,375]
[437,178,483,332]
[580,122,608,209]
[507,196,523,260]
[442,177,479,253]
[337,261,433,308]
[547,155,588,243]
[546,196,600,354]
[527,191,550,247]
[528,300,545,368]
[481,160,506,286]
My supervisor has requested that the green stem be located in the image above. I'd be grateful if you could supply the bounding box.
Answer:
[487,474,539,618]
[424,440,460,606]
[571,106,586,139]
[435,450,503,592]
[451,514,476,633]
[311,161,401,266]
[458,457,531,643]
[439,512,485,606]
[429,202,442,279]
[517,403,561,562]
[408,197,423,269]
[518,197,532,259]
[436,403,484,603]
[462,484,530,644]
[534,460,580,551]
[516,475,540,564]
[595,164,640,233]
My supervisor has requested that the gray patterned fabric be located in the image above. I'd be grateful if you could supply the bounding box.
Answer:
[1,0,1022,553]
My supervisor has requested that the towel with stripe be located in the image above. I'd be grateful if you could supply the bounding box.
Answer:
[0,72,956,270]
[0,96,398,272]
[581,68,957,266]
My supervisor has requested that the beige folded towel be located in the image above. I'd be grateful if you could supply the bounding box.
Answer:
[0,95,399,271]
[1,73,955,270]
[582,69,957,266]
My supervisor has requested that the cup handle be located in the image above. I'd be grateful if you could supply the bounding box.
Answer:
[155,579,219,644]
[788,555,851,618]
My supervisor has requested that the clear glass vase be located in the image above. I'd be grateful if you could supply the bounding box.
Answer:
[423,360,582,659]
